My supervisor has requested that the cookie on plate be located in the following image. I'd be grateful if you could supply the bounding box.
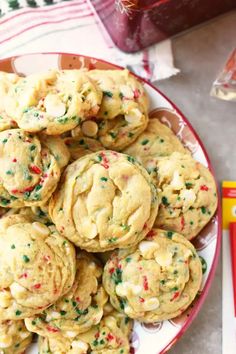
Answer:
[25,251,108,338]
[153,152,218,239]
[63,135,103,161]
[123,118,189,172]
[103,228,202,322]
[0,129,61,208]
[49,151,159,252]
[38,310,132,354]
[4,70,102,135]
[0,214,76,319]
[86,69,149,150]
[0,71,20,132]
[0,319,32,354]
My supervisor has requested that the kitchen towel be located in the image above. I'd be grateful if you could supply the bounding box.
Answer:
[0,0,179,81]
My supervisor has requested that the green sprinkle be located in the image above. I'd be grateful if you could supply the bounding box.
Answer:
[160,138,164,143]
[100,339,105,345]
[0,198,10,206]
[127,156,135,164]
[72,301,77,307]
[112,268,122,285]
[160,280,166,285]
[64,299,69,303]
[177,196,181,201]
[119,92,124,99]
[97,155,102,162]
[162,196,169,206]
[190,221,194,225]
[31,320,36,325]
[34,112,39,117]
[109,132,117,139]
[57,117,68,124]
[104,111,108,116]
[15,343,20,348]
[185,182,193,188]
[125,317,130,324]
[63,241,67,246]
[11,244,16,249]
[173,270,178,275]
[23,108,29,113]
[108,237,117,243]
[103,91,113,98]
[15,310,22,316]
[166,231,173,239]
[22,255,30,263]
[119,298,126,310]
[141,139,149,145]
[79,139,85,145]
[120,350,124,354]
[171,286,179,292]
[30,144,36,151]
[2,138,8,144]
[100,177,108,182]
[121,224,130,231]
[201,206,207,214]
[60,310,67,316]
[125,257,132,263]
[92,339,99,346]
[10,195,17,200]
[6,170,13,175]
[128,132,134,138]
[200,256,207,274]
[35,184,42,192]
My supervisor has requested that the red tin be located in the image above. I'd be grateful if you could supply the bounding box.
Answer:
[90,0,236,53]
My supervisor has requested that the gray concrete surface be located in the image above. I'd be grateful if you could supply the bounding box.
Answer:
[155,10,236,354]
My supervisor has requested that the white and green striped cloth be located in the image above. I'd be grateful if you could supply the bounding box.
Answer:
[1,0,68,15]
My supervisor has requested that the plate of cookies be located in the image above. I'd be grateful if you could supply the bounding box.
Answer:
[0,53,220,354]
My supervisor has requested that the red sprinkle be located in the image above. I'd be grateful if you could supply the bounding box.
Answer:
[143,275,149,291]
[75,297,81,302]
[46,325,60,333]
[23,186,35,193]
[109,267,115,274]
[146,229,156,238]
[133,88,140,99]
[101,163,109,169]
[12,158,17,162]
[180,216,185,231]
[200,185,209,191]
[33,283,41,290]
[19,273,28,279]
[11,189,20,194]
[95,332,100,339]
[143,223,148,230]
[30,165,42,174]
[107,333,114,341]
[43,255,51,262]
[139,297,145,303]
[171,291,180,301]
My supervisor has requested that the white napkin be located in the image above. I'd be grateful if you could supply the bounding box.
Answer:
[0,0,179,82]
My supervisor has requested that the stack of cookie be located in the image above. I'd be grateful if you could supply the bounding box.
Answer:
[0,68,217,354]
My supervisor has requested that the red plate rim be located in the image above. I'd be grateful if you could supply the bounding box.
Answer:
[0,51,222,354]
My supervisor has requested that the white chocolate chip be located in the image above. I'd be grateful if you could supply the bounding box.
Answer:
[71,340,89,351]
[0,291,11,308]
[65,331,78,338]
[81,120,98,137]
[32,222,49,237]
[143,297,160,311]
[44,94,66,117]
[0,334,12,348]
[46,311,61,321]
[125,108,142,124]
[120,85,134,99]
[155,251,173,267]
[139,241,159,258]
[10,282,26,299]
[170,171,185,190]
[116,282,142,297]
[180,189,196,211]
